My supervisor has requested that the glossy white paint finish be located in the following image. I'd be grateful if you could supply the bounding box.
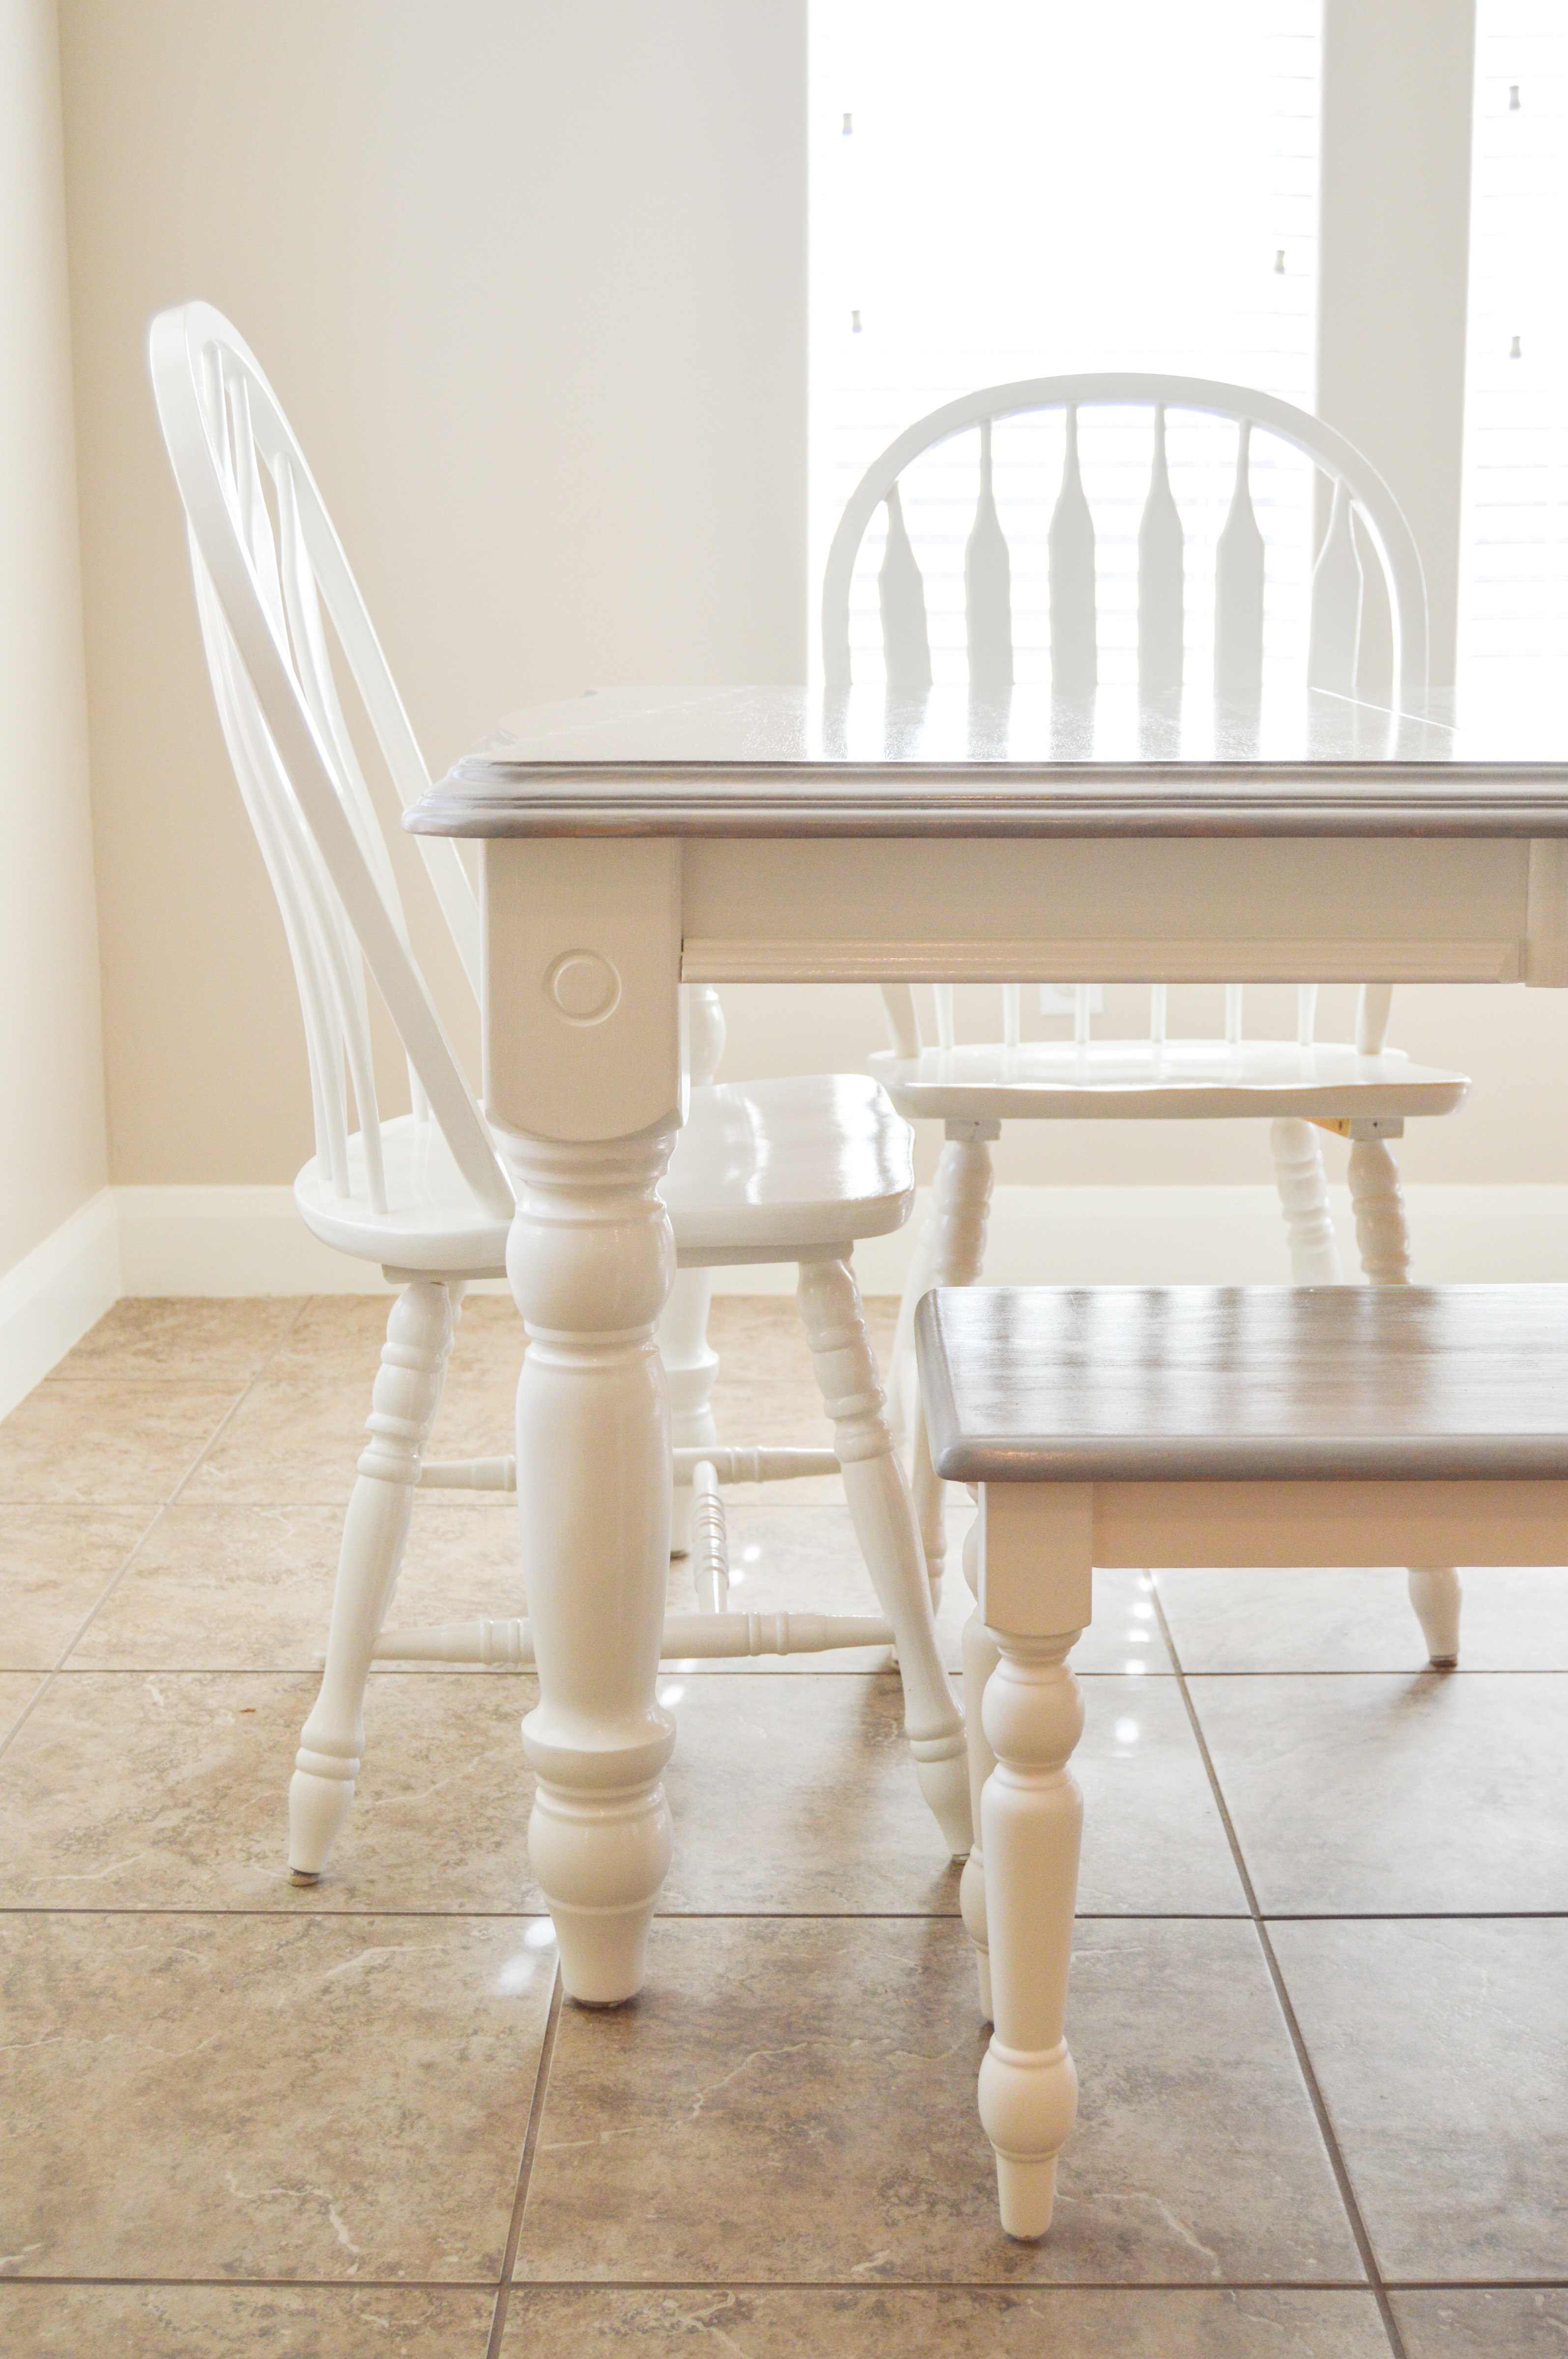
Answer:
[152,304,966,2002]
[918,1282,1568,2237]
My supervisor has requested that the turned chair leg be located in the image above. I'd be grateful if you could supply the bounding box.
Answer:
[886,1196,938,1446]
[796,1254,971,1857]
[979,1625,1086,2241]
[1269,1116,1345,1283]
[657,1266,719,1559]
[957,1515,998,2018]
[288,1279,459,1879]
[911,1121,999,1611]
[1349,1135,1462,1666]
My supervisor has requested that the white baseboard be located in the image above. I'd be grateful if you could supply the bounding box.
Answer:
[0,1189,121,1420]
[111,1180,1568,1297]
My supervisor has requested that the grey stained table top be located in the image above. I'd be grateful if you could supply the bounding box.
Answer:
[916,1283,1568,1484]
[409,684,1568,839]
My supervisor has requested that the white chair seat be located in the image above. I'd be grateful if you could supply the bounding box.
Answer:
[296,1076,914,1274]
[664,1074,913,1262]
[871,1039,1468,1125]
[295,1116,512,1273]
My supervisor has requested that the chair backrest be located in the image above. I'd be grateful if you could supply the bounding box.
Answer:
[822,374,1428,1063]
[149,301,513,1223]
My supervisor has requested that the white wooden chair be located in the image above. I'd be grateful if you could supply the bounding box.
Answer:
[149,301,970,1881]
[822,374,1471,1665]
[917,1281,1568,2239]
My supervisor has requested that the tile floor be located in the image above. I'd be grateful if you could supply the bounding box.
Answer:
[0,1294,1565,2356]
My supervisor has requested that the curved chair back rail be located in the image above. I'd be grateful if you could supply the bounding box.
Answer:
[148,300,513,1227]
[824,374,1429,1064]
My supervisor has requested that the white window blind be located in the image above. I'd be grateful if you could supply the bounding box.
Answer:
[1458,3,1568,687]
[808,2,1322,688]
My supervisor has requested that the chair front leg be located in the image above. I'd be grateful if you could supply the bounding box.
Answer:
[1269,1116,1344,1283]
[912,1121,999,1608]
[797,1254,971,1857]
[289,1279,458,1880]
[1348,1134,1461,1665]
[979,1624,1086,2240]
[958,1516,998,2017]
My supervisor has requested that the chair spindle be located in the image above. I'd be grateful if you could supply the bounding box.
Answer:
[1137,404,1184,693]
[1048,405,1097,693]
[1308,478,1363,694]
[1214,420,1266,698]
[880,482,933,690]
[966,419,1014,692]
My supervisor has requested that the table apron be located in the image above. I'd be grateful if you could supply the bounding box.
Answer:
[678,833,1568,985]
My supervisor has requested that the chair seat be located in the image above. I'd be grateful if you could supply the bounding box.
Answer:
[295,1116,513,1273]
[664,1074,914,1262]
[871,1039,1469,1123]
[918,1283,1568,1484]
[297,1076,914,1274]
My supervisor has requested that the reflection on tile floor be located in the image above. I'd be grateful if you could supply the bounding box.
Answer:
[0,1294,1562,2355]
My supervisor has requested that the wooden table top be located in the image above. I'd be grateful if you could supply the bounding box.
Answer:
[917,1283,1568,1483]
[409,685,1568,839]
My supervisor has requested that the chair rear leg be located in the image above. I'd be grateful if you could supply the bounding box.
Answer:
[1349,1135,1461,1667]
[797,1254,971,1857]
[289,1279,458,1879]
[886,1196,937,1446]
[911,1122,999,1610]
[657,1266,719,1559]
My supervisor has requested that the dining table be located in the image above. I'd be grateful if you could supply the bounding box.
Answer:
[406,676,1568,2196]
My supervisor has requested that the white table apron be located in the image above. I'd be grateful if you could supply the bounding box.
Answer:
[410,685,1568,2025]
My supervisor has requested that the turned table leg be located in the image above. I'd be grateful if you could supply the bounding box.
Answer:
[499,1122,679,2006]
[958,1515,998,2017]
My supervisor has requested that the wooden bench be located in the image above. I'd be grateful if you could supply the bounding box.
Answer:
[915,1281,1568,2239]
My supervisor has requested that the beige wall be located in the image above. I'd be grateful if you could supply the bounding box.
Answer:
[52,0,1568,1210]
[59,0,806,1185]
[0,0,107,1280]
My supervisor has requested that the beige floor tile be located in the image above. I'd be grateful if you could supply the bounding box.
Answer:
[0,1669,537,1912]
[183,1362,519,1506]
[514,1916,1361,2286]
[68,1499,522,1670]
[0,2284,496,2357]
[1392,2289,1568,2356]
[1189,1672,1568,1913]
[0,1911,548,2280]
[1157,1564,1568,1674]
[502,2285,1391,2357]
[49,1296,304,1383]
[1271,1918,1568,2280]
[659,1668,1239,1916]
[0,1670,46,1746]
[0,1507,153,1668]
[0,1382,242,1505]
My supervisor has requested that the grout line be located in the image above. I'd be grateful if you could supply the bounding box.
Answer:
[2,2273,1565,2294]
[486,1961,563,2359]
[1150,1578,1410,2359]
[0,1300,316,1769]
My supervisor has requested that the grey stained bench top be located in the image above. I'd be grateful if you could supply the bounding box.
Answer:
[915,1284,1568,1484]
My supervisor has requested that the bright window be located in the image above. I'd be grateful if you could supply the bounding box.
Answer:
[808,2,1322,687]
[1458,3,1568,687]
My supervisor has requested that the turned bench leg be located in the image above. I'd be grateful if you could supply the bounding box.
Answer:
[979,1625,1086,2240]
[1349,1135,1463,1668]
